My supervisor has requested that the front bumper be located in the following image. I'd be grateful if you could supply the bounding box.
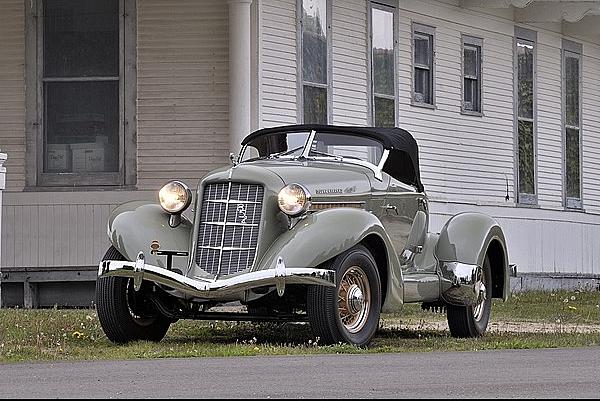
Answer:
[98,252,336,300]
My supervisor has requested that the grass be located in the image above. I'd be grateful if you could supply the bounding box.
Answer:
[0,291,598,364]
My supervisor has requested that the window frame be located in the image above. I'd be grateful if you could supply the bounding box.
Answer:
[25,0,137,188]
[368,1,398,127]
[297,0,332,125]
[514,27,538,206]
[411,22,435,108]
[461,35,483,116]
[562,39,583,210]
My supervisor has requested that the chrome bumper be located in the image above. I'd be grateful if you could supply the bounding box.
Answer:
[439,261,484,306]
[98,252,336,299]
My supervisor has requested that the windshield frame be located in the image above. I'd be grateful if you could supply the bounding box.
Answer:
[238,129,390,181]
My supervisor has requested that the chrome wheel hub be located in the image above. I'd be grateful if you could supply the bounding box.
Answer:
[348,285,364,314]
[338,266,371,334]
[472,279,487,322]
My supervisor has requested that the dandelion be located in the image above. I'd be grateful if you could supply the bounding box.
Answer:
[568,306,577,310]
[71,331,84,339]
[570,296,576,301]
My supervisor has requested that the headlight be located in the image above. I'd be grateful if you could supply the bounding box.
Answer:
[159,181,192,214]
[278,183,311,217]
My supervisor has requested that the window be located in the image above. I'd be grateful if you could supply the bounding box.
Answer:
[300,0,330,124]
[462,35,482,114]
[28,0,136,187]
[515,28,536,204]
[370,3,396,127]
[563,40,582,209]
[412,23,435,106]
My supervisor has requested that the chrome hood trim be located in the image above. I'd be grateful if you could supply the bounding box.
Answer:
[99,252,336,300]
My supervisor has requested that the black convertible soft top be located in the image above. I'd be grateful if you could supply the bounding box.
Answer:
[242,124,424,192]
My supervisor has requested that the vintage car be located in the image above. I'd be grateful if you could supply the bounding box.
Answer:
[96,124,509,346]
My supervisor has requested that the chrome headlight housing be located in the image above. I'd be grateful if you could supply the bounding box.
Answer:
[278,183,311,217]
[159,180,192,214]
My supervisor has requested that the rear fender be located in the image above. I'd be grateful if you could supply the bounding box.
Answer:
[254,208,404,309]
[107,201,193,268]
[435,212,509,301]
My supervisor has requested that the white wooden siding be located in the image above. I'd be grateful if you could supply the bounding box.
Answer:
[397,7,515,205]
[430,202,600,275]
[0,0,25,191]
[332,0,368,125]
[1,191,153,269]
[260,0,298,127]
[137,0,230,190]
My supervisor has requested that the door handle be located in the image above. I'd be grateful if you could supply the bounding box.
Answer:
[381,204,398,214]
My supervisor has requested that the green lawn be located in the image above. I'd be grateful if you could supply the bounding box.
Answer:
[0,291,598,363]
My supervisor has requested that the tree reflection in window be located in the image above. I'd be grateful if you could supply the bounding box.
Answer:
[302,0,328,124]
[516,39,536,201]
[372,6,395,127]
[564,48,581,206]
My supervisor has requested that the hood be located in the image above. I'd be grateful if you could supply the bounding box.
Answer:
[240,159,373,201]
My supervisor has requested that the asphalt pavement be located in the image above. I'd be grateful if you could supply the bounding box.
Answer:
[1,347,599,398]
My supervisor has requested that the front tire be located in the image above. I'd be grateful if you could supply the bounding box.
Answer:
[96,246,171,343]
[307,245,382,346]
[446,255,492,338]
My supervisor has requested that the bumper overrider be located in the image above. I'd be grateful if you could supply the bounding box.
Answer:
[98,252,336,299]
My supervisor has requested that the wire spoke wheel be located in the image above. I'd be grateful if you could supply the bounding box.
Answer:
[307,244,382,346]
[338,266,371,333]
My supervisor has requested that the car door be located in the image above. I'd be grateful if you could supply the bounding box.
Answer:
[380,176,428,272]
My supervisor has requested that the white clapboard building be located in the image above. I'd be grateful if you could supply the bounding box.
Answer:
[0,0,599,306]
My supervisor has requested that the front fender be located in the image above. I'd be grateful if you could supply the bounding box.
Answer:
[255,208,404,309]
[107,201,193,268]
[435,212,509,301]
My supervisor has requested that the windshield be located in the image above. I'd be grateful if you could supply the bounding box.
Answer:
[240,130,384,166]
[240,131,310,162]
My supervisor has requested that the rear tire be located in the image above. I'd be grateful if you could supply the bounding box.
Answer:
[307,245,382,346]
[446,255,492,338]
[96,246,171,343]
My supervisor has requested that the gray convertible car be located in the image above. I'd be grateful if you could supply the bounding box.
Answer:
[96,124,509,346]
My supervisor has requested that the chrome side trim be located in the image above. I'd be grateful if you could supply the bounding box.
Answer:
[98,253,336,300]
[309,201,365,212]
[439,261,484,306]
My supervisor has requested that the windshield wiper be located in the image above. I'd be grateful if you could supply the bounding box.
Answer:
[309,150,345,161]
[269,146,305,159]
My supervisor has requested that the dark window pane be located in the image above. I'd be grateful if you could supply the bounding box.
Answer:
[302,0,327,84]
[374,96,395,127]
[517,41,534,119]
[565,54,579,127]
[413,33,431,67]
[463,46,478,78]
[566,127,580,199]
[44,0,119,78]
[303,85,327,124]
[518,120,535,195]
[44,81,119,173]
[372,8,394,96]
[414,68,431,104]
[464,78,479,112]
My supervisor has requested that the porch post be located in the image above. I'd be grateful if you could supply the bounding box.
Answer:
[228,0,252,155]
[0,152,6,307]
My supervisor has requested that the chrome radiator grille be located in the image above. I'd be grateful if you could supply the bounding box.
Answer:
[195,182,264,276]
